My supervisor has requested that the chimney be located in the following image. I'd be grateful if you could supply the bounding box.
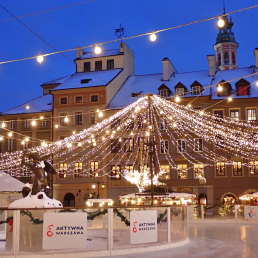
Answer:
[255,48,258,68]
[76,46,83,58]
[161,58,177,81]
[207,55,218,76]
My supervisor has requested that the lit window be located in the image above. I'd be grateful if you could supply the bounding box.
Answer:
[138,137,148,152]
[74,162,83,178]
[24,119,30,128]
[160,165,170,179]
[126,165,134,172]
[247,109,256,121]
[216,162,225,177]
[107,59,114,70]
[177,139,186,153]
[90,111,98,124]
[249,161,258,175]
[90,161,99,177]
[192,86,201,95]
[75,112,82,125]
[91,95,98,102]
[59,163,67,178]
[194,138,203,152]
[230,110,239,121]
[194,164,204,179]
[233,161,242,176]
[111,165,121,180]
[60,97,67,104]
[124,138,134,152]
[161,140,169,154]
[160,89,168,97]
[177,164,188,179]
[75,96,83,103]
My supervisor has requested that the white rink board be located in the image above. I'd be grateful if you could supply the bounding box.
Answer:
[130,210,157,244]
[42,212,87,249]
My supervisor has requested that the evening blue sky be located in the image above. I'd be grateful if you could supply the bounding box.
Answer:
[0,0,257,112]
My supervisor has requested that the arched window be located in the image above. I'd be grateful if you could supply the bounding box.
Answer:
[224,52,229,65]
[218,53,221,66]
[232,52,235,65]
[63,192,75,206]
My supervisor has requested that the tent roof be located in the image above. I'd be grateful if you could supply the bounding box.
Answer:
[0,171,24,192]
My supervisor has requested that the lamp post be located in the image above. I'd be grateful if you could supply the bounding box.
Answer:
[92,181,105,199]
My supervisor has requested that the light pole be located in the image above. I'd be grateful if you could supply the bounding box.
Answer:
[92,181,105,198]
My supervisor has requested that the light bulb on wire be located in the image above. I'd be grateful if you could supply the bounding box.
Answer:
[26,104,30,110]
[64,116,69,123]
[228,97,232,102]
[31,120,36,126]
[55,125,59,128]
[37,55,44,63]
[1,122,6,128]
[94,45,101,54]
[149,33,157,42]
[256,81,258,86]
[175,96,180,102]
[8,132,12,137]
[0,136,3,141]
[218,84,223,92]
[99,111,103,117]
[217,17,225,28]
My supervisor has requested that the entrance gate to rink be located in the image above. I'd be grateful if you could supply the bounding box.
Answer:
[0,206,189,257]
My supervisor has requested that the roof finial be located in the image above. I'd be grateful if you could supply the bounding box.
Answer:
[223,0,226,14]
[115,24,126,42]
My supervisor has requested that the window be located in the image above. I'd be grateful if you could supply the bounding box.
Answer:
[138,137,148,152]
[216,162,225,176]
[126,165,134,172]
[160,119,168,130]
[81,79,91,84]
[84,62,91,72]
[160,165,170,179]
[111,139,121,153]
[161,140,169,154]
[215,135,224,148]
[42,120,48,127]
[74,162,83,178]
[160,89,168,97]
[24,119,30,128]
[111,165,121,179]
[232,52,235,65]
[60,97,67,104]
[90,161,99,177]
[194,164,204,178]
[247,109,256,121]
[224,52,229,65]
[177,164,188,179]
[192,86,201,95]
[249,161,258,175]
[238,86,248,96]
[75,112,82,125]
[23,141,31,151]
[59,163,67,178]
[214,110,224,118]
[107,59,114,70]
[60,113,68,126]
[218,53,221,66]
[90,111,98,124]
[8,139,15,151]
[91,95,98,102]
[233,161,242,176]
[177,139,186,153]
[230,110,239,121]
[194,138,203,152]
[95,61,102,71]
[124,138,133,152]
[75,96,83,103]
[176,88,184,96]
[9,120,16,129]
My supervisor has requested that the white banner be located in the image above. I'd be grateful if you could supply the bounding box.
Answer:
[42,212,87,249]
[130,210,157,244]
[244,206,258,220]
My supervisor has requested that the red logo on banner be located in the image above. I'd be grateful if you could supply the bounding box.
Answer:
[47,225,54,237]
[133,222,137,233]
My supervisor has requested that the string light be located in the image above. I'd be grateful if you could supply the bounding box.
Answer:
[94,45,101,54]
[64,116,69,123]
[26,104,30,110]
[1,122,6,128]
[175,96,180,102]
[67,143,72,148]
[99,111,103,117]
[21,141,25,145]
[228,97,232,102]
[78,142,82,147]
[31,120,36,126]
[8,132,13,137]
[188,104,191,108]
[218,84,223,92]
[149,33,157,42]
[217,17,225,28]
[40,116,44,120]
[73,131,76,135]
[55,125,59,128]
[37,55,44,63]
[0,136,3,141]
[25,137,29,142]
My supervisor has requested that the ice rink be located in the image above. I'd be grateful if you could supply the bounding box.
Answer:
[109,221,258,258]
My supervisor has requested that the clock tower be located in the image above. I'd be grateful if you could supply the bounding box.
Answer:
[214,9,239,70]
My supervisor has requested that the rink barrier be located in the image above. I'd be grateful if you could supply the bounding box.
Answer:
[0,205,189,257]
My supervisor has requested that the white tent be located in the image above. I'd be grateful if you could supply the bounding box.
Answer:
[0,171,24,192]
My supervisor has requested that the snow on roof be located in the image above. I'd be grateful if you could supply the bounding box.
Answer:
[2,95,53,115]
[77,49,123,60]
[41,75,71,86]
[52,69,122,91]
[0,171,24,192]
[107,70,212,109]
[212,67,258,99]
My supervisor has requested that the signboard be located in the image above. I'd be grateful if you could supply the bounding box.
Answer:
[244,206,258,220]
[177,187,193,193]
[130,210,157,244]
[42,212,87,250]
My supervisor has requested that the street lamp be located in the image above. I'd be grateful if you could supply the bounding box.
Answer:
[92,181,105,198]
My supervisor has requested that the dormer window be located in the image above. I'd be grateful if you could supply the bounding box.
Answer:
[217,80,232,97]
[235,78,250,96]
[95,61,102,71]
[174,82,187,96]
[84,62,90,72]
[158,84,172,98]
[191,81,203,95]
[107,59,114,70]
[176,88,184,95]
